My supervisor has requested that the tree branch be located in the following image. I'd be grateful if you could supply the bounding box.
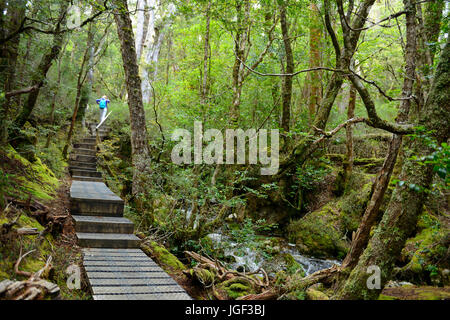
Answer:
[5,85,39,98]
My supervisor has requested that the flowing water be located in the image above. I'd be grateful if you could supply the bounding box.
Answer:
[283,243,341,276]
[207,233,341,276]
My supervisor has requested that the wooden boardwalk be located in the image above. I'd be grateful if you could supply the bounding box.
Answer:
[69,128,191,300]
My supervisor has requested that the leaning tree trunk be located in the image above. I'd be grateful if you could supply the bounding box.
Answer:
[337,37,450,300]
[340,0,418,271]
[13,2,68,130]
[113,0,151,197]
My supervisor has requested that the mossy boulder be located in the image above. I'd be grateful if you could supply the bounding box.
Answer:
[287,204,349,259]
[336,182,373,233]
[141,241,186,273]
[287,175,376,259]
[216,277,256,300]
[305,287,330,300]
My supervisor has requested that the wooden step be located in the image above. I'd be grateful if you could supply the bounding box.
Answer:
[76,232,140,248]
[71,154,96,163]
[69,161,97,169]
[70,181,124,216]
[72,176,104,182]
[89,284,188,296]
[72,148,96,156]
[93,293,192,300]
[70,198,124,216]
[71,169,102,178]
[73,215,134,234]
[80,248,192,299]
[73,143,96,150]
[82,138,96,144]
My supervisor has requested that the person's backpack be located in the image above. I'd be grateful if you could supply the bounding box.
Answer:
[99,99,107,109]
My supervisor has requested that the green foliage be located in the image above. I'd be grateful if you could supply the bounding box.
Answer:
[295,160,331,191]
[407,127,449,190]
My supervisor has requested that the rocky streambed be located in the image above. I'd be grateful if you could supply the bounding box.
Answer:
[206,233,340,277]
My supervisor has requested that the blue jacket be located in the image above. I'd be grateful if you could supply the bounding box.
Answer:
[96,98,110,109]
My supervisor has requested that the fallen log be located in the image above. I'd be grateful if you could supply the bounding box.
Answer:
[326,153,385,166]
[0,278,60,300]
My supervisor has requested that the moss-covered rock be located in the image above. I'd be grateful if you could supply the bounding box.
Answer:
[216,277,256,299]
[287,173,378,259]
[305,287,330,300]
[141,241,186,272]
[287,203,349,259]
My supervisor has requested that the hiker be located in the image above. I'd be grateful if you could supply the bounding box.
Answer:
[96,95,110,124]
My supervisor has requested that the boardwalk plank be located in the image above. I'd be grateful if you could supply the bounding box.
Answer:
[70,134,190,300]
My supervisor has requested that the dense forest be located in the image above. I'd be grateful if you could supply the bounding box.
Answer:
[0,0,449,301]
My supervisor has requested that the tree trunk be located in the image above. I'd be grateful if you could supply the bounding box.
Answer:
[141,2,175,104]
[13,2,68,130]
[342,83,356,186]
[114,0,152,197]
[229,0,250,127]
[280,0,377,175]
[412,1,444,119]
[423,0,444,65]
[62,23,94,159]
[338,36,449,300]
[308,2,322,119]
[200,1,211,123]
[201,1,211,106]
[340,0,417,272]
[280,3,293,137]
[135,0,146,62]
[45,40,67,148]
[0,0,26,145]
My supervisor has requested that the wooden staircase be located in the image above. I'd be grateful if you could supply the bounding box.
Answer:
[68,126,191,300]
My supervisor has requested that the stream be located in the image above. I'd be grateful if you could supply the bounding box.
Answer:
[207,233,341,276]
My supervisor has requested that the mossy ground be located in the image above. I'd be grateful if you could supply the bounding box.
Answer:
[0,144,90,299]
[381,286,450,300]
[1,145,59,201]
[0,208,90,299]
